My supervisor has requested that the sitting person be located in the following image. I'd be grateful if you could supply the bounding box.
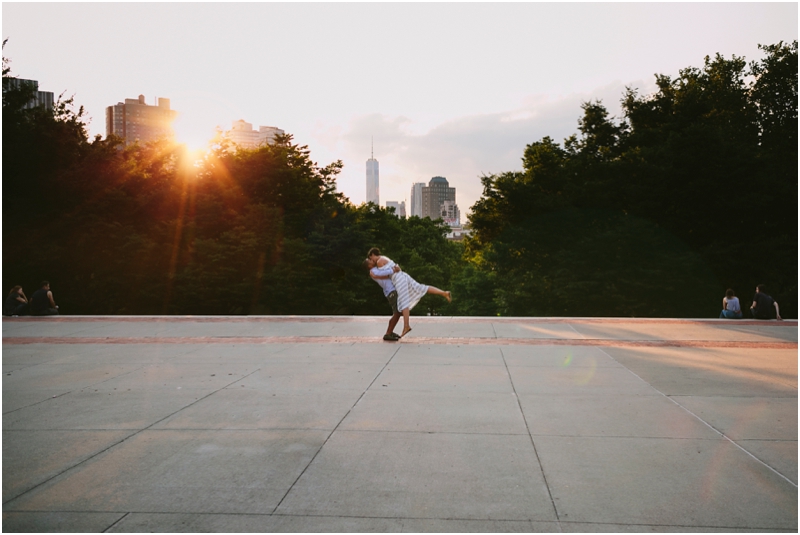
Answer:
[3,285,29,316]
[750,284,781,320]
[30,280,59,316]
[719,288,742,319]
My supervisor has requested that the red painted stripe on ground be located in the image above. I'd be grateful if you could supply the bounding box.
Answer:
[3,336,796,349]
[2,316,796,327]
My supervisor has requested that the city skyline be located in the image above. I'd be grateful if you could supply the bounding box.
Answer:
[3,3,796,217]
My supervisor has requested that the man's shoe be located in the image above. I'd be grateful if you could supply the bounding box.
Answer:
[383,333,400,341]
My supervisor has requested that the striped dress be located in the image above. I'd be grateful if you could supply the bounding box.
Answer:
[385,260,428,313]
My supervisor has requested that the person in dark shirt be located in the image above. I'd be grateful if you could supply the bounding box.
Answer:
[31,281,59,316]
[750,284,781,320]
[3,286,29,316]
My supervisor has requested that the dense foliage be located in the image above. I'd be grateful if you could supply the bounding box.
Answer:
[3,41,796,318]
[2,43,460,315]
[454,41,797,318]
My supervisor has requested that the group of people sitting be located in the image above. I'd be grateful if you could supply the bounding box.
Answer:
[3,281,59,317]
[719,284,781,320]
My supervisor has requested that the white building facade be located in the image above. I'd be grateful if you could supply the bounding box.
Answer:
[227,120,284,150]
[366,154,379,205]
[386,200,406,218]
[409,182,425,217]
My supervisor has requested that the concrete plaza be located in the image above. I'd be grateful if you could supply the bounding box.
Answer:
[2,315,797,532]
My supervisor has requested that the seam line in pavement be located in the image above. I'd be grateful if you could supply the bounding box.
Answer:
[1,368,263,506]
[3,509,795,531]
[269,344,404,515]
[597,348,798,489]
[102,512,129,533]
[499,347,562,528]
[2,365,149,416]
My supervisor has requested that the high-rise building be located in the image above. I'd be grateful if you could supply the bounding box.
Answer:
[409,182,425,217]
[421,176,459,227]
[2,78,54,110]
[439,199,460,227]
[386,200,406,218]
[227,119,285,150]
[366,141,379,205]
[106,94,177,145]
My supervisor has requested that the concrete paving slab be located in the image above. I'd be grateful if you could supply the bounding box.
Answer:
[341,390,527,434]
[570,321,797,343]
[3,388,76,413]
[2,511,127,533]
[151,388,362,430]
[390,344,504,366]
[508,366,660,396]
[3,389,216,430]
[3,315,797,532]
[736,440,798,485]
[492,321,586,340]
[671,396,797,440]
[106,512,406,532]
[375,363,513,393]
[240,361,387,393]
[535,435,797,529]
[519,394,720,439]
[602,347,797,397]
[501,344,624,368]
[3,429,135,501]
[275,430,557,521]
[559,522,797,532]
[6,429,329,515]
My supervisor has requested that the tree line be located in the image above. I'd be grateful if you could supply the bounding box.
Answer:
[3,41,796,318]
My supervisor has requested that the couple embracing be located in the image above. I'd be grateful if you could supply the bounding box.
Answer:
[363,248,451,341]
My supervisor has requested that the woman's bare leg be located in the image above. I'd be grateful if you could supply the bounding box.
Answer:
[426,286,452,303]
[400,308,411,337]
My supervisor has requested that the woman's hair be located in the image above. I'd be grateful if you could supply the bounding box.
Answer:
[9,285,21,296]
[367,247,381,258]
[725,288,735,298]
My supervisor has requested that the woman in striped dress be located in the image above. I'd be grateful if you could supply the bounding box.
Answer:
[367,248,451,338]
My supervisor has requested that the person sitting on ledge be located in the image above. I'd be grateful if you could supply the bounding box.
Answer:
[3,285,29,316]
[750,284,781,320]
[719,288,742,319]
[30,280,59,316]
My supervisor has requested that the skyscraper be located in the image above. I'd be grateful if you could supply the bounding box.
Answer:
[366,139,379,205]
[409,182,425,217]
[421,176,458,226]
[106,94,177,145]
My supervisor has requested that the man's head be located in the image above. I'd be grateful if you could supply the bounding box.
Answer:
[40,280,50,290]
[756,284,766,294]
[367,247,381,262]
[363,258,375,271]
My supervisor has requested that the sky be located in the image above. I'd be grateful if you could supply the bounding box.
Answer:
[3,3,797,218]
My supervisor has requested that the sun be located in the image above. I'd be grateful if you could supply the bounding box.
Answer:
[172,114,216,153]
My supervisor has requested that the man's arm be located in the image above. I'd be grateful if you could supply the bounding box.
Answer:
[47,291,56,308]
[774,301,782,320]
[372,264,395,277]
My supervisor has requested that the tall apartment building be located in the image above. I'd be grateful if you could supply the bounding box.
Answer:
[386,200,406,218]
[3,78,54,110]
[409,182,425,217]
[421,176,459,227]
[366,143,379,205]
[227,119,285,150]
[106,95,177,145]
[439,199,460,227]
